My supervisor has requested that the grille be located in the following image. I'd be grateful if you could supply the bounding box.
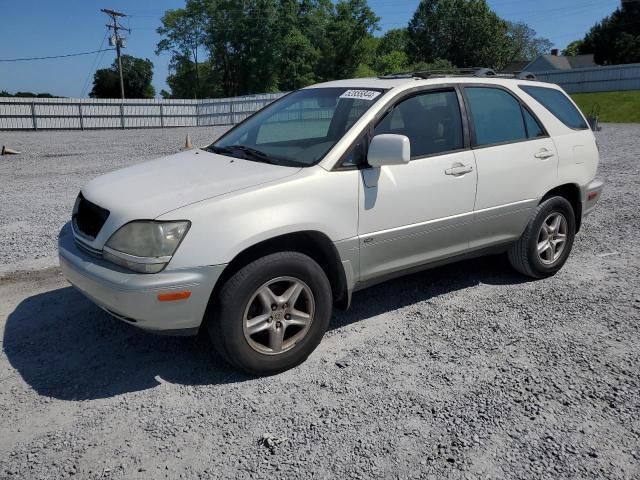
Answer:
[72,193,110,239]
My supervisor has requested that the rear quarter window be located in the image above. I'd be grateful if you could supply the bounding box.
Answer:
[519,85,588,130]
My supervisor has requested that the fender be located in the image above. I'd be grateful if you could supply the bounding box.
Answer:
[160,165,360,270]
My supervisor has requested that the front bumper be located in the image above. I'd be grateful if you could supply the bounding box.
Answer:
[581,178,604,218]
[58,223,226,334]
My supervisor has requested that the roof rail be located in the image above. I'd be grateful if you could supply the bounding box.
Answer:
[379,67,537,81]
[495,71,537,80]
[379,67,498,80]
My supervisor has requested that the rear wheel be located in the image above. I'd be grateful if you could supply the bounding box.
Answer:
[208,252,332,375]
[508,196,576,278]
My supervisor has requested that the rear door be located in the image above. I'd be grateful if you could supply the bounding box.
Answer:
[357,88,477,283]
[463,85,558,249]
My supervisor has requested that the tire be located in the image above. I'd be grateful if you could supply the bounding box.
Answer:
[508,196,576,279]
[207,252,332,375]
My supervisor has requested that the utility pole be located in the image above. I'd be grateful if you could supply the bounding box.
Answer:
[101,8,130,99]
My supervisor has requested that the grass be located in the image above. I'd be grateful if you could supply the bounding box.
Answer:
[571,90,640,123]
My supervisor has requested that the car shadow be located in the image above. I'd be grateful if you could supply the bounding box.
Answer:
[3,255,528,401]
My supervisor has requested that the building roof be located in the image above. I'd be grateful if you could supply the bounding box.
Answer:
[501,60,531,73]
[525,54,597,72]
[566,55,598,69]
[502,54,597,74]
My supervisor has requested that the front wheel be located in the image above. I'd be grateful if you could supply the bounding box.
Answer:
[508,196,576,279]
[207,252,332,375]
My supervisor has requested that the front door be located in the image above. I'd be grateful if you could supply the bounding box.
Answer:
[357,88,477,283]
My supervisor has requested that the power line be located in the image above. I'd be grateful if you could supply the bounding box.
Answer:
[81,30,110,97]
[0,48,114,62]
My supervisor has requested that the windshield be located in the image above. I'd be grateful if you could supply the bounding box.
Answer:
[208,87,387,167]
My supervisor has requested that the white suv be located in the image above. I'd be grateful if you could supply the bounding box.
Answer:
[59,72,603,374]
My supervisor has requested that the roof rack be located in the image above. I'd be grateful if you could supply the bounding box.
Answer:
[378,67,536,81]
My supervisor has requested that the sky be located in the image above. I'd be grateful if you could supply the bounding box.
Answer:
[0,0,621,98]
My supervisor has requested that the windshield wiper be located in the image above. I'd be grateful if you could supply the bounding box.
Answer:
[228,145,277,164]
[205,144,301,167]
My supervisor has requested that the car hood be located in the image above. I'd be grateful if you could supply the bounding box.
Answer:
[82,148,301,222]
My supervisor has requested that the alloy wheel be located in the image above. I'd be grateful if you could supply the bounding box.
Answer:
[242,276,315,355]
[537,212,568,265]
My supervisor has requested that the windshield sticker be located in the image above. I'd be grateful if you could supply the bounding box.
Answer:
[339,89,382,101]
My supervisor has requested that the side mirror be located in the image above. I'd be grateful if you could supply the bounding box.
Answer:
[367,134,411,168]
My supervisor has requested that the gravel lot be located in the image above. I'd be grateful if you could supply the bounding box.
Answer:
[1,125,639,479]
[0,127,228,274]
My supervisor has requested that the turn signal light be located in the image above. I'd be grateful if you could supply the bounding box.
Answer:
[157,291,192,302]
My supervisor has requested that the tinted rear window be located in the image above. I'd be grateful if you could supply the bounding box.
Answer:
[520,85,588,130]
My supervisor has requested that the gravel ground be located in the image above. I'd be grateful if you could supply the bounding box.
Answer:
[0,124,639,479]
[0,127,227,273]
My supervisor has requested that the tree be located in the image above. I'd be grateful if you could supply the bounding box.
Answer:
[407,0,516,69]
[369,28,410,75]
[156,1,208,98]
[273,0,333,91]
[0,91,60,98]
[164,57,222,99]
[277,27,320,90]
[562,40,583,57]
[377,28,409,56]
[90,55,155,98]
[315,0,379,81]
[505,22,553,62]
[202,0,282,97]
[578,1,640,64]
[373,50,409,75]
[410,58,456,73]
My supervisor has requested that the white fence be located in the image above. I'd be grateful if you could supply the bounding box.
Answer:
[0,93,286,130]
[536,63,640,94]
[2,64,639,130]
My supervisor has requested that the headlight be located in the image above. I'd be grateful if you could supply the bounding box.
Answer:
[103,221,190,273]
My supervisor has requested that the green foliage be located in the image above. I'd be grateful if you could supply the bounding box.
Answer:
[278,27,320,90]
[164,57,222,99]
[315,0,379,81]
[156,0,561,98]
[562,40,583,57]
[0,91,60,98]
[578,2,640,64]
[377,28,409,56]
[90,55,155,99]
[353,63,377,78]
[505,22,553,62]
[158,0,380,98]
[407,0,507,69]
[571,90,640,123]
[374,51,409,75]
[409,58,456,73]
[406,0,551,70]
[156,1,208,98]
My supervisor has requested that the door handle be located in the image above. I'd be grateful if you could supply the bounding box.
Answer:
[445,163,473,176]
[534,149,555,159]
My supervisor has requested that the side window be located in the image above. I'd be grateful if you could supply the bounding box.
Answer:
[519,85,588,130]
[523,108,545,139]
[374,90,464,158]
[465,87,527,146]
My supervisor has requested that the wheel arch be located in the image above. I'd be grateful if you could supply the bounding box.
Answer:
[540,183,582,232]
[207,231,350,319]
